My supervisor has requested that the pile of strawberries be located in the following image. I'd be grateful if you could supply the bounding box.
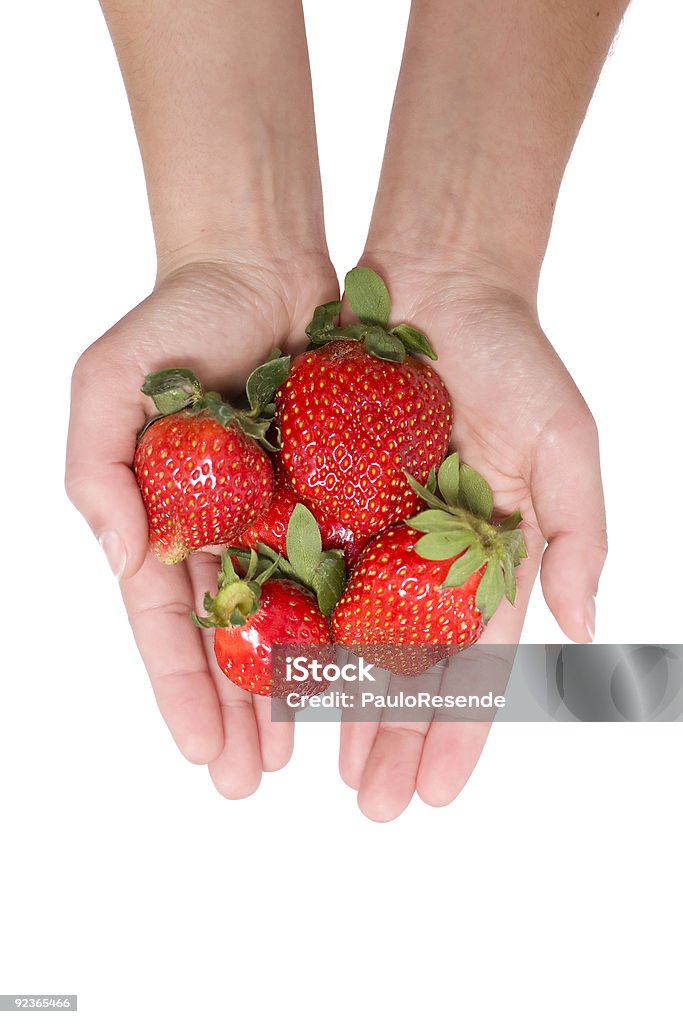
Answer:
[134,269,526,694]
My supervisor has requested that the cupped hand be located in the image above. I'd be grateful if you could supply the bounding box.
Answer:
[340,256,607,821]
[66,254,338,796]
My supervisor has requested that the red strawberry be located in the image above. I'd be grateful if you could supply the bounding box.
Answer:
[331,454,527,675]
[195,552,334,698]
[276,268,453,537]
[134,359,289,564]
[237,457,370,568]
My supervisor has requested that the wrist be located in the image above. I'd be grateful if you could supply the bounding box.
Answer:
[365,155,551,305]
[360,234,541,313]
[154,211,329,285]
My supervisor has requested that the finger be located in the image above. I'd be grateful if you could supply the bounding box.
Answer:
[416,533,542,807]
[339,721,380,791]
[253,696,295,773]
[416,722,492,806]
[120,552,224,765]
[338,655,391,791]
[185,552,263,798]
[532,400,607,642]
[208,703,262,800]
[66,346,149,579]
[357,667,440,823]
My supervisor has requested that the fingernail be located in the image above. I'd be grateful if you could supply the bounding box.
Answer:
[584,596,596,642]
[98,530,127,580]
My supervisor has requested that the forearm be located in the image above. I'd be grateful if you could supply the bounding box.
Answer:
[366,0,629,298]
[100,0,326,274]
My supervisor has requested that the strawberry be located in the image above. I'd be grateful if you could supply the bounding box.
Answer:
[236,456,370,568]
[134,357,289,564]
[197,564,333,697]
[331,454,527,675]
[212,579,331,698]
[276,268,453,537]
[195,506,345,697]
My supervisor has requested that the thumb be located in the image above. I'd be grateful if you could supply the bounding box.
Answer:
[532,400,608,642]
[66,352,149,579]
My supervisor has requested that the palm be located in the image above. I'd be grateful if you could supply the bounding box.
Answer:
[67,257,338,796]
[399,279,575,516]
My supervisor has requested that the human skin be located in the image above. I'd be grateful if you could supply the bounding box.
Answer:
[66,0,337,796]
[67,0,627,815]
[339,0,628,821]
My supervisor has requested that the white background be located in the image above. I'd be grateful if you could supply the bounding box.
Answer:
[1,1,681,1021]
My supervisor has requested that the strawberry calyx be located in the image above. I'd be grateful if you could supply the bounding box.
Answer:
[193,549,280,629]
[305,267,437,365]
[405,453,528,622]
[139,351,291,450]
[229,503,347,617]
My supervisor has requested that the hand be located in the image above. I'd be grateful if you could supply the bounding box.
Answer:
[339,256,607,821]
[67,254,338,796]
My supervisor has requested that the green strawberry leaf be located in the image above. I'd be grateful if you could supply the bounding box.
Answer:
[192,613,216,630]
[305,300,342,341]
[202,395,240,431]
[255,541,283,562]
[305,324,368,350]
[228,548,278,581]
[475,559,506,620]
[498,510,523,531]
[248,542,295,578]
[458,464,494,520]
[141,368,203,414]
[321,324,368,341]
[414,530,473,561]
[437,453,460,507]
[255,556,283,586]
[406,508,469,532]
[344,267,391,327]
[426,467,437,494]
[440,545,486,588]
[245,353,291,415]
[500,549,517,605]
[217,552,240,587]
[245,547,258,579]
[232,414,281,450]
[286,504,323,586]
[390,324,437,360]
[364,329,406,363]
[501,528,527,567]
[405,472,452,513]
[312,551,347,617]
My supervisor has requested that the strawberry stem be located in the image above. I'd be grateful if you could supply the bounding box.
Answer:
[211,580,258,625]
